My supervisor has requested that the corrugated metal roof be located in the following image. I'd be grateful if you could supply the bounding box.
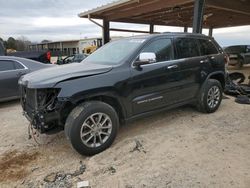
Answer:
[78,0,250,28]
[78,0,137,18]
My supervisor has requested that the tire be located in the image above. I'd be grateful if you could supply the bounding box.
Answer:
[197,79,223,113]
[65,101,119,156]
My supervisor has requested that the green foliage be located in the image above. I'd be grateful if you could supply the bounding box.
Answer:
[7,37,16,49]
[0,36,31,51]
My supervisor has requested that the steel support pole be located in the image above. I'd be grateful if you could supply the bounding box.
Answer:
[184,26,188,32]
[149,24,154,34]
[192,0,206,33]
[209,27,213,36]
[102,20,110,45]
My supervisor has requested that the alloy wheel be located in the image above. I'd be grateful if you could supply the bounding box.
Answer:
[207,86,221,109]
[80,113,112,148]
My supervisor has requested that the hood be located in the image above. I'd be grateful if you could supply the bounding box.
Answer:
[20,62,112,88]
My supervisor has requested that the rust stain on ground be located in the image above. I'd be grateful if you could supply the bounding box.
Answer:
[0,150,39,182]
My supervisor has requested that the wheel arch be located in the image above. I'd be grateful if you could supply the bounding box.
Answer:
[207,71,226,89]
[70,91,126,122]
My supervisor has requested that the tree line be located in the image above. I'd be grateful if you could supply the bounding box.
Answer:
[0,36,32,51]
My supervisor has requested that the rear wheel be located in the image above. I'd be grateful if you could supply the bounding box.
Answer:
[65,101,119,156]
[197,79,223,113]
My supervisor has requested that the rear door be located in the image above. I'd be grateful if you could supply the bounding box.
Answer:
[197,38,224,73]
[173,37,203,101]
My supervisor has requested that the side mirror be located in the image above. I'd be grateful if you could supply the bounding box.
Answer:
[134,52,156,67]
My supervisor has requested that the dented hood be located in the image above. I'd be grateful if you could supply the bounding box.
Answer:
[19,62,113,88]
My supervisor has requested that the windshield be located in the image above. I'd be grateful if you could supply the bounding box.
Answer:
[83,38,146,65]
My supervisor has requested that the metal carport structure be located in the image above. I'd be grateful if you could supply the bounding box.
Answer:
[78,0,250,44]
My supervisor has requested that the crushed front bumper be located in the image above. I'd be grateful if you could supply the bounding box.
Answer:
[20,86,69,134]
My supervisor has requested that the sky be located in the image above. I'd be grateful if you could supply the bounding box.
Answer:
[0,0,250,47]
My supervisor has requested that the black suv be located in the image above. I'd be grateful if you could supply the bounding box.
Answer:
[224,45,250,67]
[19,33,226,156]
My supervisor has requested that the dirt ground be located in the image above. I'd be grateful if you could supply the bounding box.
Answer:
[0,66,250,188]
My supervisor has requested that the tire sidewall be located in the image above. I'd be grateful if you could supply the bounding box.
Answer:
[68,102,119,156]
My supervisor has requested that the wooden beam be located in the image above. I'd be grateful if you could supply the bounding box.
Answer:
[115,18,168,26]
[105,0,194,20]
[207,0,250,16]
[110,28,151,34]
[101,0,160,17]
[131,3,194,20]
[138,11,194,22]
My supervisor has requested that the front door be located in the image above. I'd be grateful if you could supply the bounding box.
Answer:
[129,38,185,115]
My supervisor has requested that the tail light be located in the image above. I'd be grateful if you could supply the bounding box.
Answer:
[46,51,51,61]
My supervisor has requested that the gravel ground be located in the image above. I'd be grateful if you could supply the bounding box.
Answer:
[0,66,249,188]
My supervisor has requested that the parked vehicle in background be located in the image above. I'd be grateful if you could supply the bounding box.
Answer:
[19,33,226,156]
[0,42,5,56]
[0,56,53,102]
[57,53,88,65]
[224,45,250,67]
[83,38,102,54]
[8,50,51,64]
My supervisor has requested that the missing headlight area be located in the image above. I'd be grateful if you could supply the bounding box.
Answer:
[37,89,60,111]
[21,87,62,133]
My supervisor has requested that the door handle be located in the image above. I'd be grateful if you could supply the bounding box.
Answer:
[167,65,178,69]
[200,59,209,64]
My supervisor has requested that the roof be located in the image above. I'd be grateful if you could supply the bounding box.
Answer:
[79,0,250,28]
[118,32,209,40]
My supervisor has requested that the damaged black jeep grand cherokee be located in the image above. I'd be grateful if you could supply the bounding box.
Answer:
[19,33,226,156]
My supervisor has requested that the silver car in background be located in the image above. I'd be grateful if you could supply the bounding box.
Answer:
[0,56,53,102]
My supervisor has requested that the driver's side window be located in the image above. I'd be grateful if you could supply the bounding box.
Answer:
[141,38,173,63]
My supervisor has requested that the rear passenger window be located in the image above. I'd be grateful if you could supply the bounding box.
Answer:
[198,39,218,55]
[141,38,173,62]
[14,61,25,69]
[0,60,15,71]
[175,38,200,59]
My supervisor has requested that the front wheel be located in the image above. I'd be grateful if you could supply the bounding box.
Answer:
[197,79,223,113]
[65,101,119,156]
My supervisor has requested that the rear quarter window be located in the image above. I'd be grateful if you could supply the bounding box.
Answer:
[175,38,200,59]
[198,39,219,56]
